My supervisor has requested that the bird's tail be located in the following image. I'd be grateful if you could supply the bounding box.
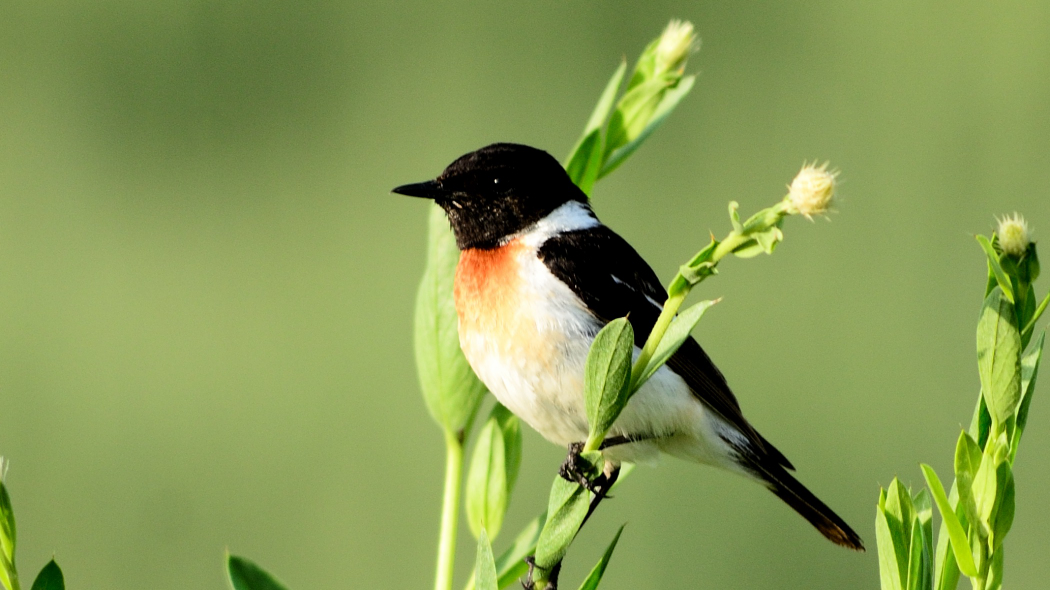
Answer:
[741,455,865,551]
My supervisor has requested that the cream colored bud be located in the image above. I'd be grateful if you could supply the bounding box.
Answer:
[655,19,699,74]
[787,162,837,220]
[996,213,1031,256]
[0,456,7,483]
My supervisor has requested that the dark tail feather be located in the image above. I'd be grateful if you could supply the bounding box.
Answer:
[746,458,865,551]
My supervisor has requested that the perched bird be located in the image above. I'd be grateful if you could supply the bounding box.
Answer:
[394,143,863,550]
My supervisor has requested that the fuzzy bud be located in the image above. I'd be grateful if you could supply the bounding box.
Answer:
[996,213,1031,256]
[655,20,698,75]
[787,162,837,220]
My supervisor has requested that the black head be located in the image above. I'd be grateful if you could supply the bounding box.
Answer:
[393,143,588,249]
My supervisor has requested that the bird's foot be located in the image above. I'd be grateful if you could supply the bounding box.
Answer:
[521,557,560,590]
[558,442,604,494]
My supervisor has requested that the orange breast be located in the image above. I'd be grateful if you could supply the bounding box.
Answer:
[454,239,528,339]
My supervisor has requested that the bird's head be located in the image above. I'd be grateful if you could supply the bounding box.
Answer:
[393,143,587,250]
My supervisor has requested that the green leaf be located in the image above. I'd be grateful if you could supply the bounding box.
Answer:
[491,404,522,493]
[565,130,603,197]
[534,478,591,570]
[577,525,625,590]
[600,75,695,178]
[971,446,998,539]
[985,545,1004,590]
[475,530,498,590]
[876,496,904,590]
[29,561,63,590]
[584,318,634,446]
[976,235,1014,303]
[883,479,914,583]
[564,60,628,195]
[226,555,289,590]
[932,486,962,590]
[977,287,1023,424]
[463,512,547,590]
[414,204,488,436]
[466,416,510,539]
[636,299,718,387]
[990,463,1014,551]
[953,431,982,523]
[1021,290,1050,345]
[1012,329,1045,459]
[906,517,932,590]
[0,476,17,590]
[920,464,978,578]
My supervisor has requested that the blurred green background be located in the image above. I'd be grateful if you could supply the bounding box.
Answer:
[1,1,1049,588]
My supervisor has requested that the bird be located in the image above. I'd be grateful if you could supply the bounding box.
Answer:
[393,142,864,550]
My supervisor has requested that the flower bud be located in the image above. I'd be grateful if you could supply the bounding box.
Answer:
[996,213,1031,257]
[655,20,698,75]
[787,162,837,220]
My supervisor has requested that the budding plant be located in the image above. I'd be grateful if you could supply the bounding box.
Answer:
[405,19,840,590]
[875,215,1047,590]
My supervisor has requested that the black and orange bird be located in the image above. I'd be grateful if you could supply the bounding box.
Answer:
[394,143,863,550]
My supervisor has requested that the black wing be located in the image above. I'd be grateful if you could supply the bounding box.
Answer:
[538,225,793,470]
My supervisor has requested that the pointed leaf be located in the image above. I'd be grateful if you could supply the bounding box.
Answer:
[990,463,1014,551]
[534,479,590,570]
[883,479,913,584]
[0,478,17,590]
[600,75,695,178]
[584,318,634,445]
[565,130,603,196]
[1012,329,1045,459]
[466,416,510,539]
[953,431,982,523]
[876,502,904,590]
[976,235,1014,303]
[637,299,718,387]
[30,561,63,590]
[985,545,1004,590]
[414,204,487,436]
[977,287,1022,424]
[226,555,289,590]
[577,525,626,590]
[475,530,498,590]
[906,517,932,590]
[920,464,978,577]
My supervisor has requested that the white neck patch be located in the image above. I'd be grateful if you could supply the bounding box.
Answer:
[517,201,599,247]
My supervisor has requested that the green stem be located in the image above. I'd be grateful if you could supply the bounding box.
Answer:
[435,430,465,590]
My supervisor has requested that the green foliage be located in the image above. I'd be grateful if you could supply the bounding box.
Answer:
[0,470,17,590]
[634,299,718,388]
[583,318,634,450]
[466,405,522,540]
[576,526,625,590]
[878,229,1046,590]
[414,204,488,437]
[226,555,289,590]
[534,478,592,571]
[29,562,62,590]
[474,530,498,590]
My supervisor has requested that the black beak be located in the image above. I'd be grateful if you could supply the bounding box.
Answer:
[392,180,446,200]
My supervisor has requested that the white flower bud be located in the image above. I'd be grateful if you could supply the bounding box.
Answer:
[996,213,1031,256]
[787,162,837,220]
[655,19,698,75]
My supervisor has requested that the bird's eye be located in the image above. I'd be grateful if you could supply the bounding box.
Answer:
[492,177,500,184]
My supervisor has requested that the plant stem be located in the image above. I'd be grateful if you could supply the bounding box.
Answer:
[435,430,465,590]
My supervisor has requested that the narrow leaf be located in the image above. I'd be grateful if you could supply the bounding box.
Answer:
[976,235,1014,303]
[475,530,498,590]
[463,512,547,590]
[876,504,904,590]
[906,517,931,590]
[565,130,603,196]
[577,525,626,590]
[600,75,695,178]
[534,479,590,569]
[584,318,634,445]
[953,431,982,523]
[884,479,913,584]
[920,464,978,577]
[1012,329,1045,459]
[226,555,289,590]
[990,463,1014,551]
[466,417,509,539]
[414,204,487,435]
[30,561,63,590]
[637,299,718,387]
[977,287,1022,424]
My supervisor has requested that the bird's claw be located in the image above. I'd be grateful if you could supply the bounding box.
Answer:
[557,442,605,494]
